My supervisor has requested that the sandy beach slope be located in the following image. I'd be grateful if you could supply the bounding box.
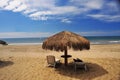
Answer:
[0,44,120,80]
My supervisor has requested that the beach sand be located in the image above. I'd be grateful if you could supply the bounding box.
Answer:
[0,44,120,80]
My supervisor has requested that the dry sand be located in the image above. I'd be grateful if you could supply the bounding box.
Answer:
[0,44,120,80]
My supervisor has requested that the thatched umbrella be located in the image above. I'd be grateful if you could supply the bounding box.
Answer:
[42,31,90,66]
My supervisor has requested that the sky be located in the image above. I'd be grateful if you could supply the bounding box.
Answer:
[0,0,120,38]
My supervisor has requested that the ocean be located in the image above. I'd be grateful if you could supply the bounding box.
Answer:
[0,36,120,45]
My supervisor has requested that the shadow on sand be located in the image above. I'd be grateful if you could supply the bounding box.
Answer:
[55,62,108,80]
[0,60,14,68]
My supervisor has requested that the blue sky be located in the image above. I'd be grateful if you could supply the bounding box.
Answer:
[0,0,120,38]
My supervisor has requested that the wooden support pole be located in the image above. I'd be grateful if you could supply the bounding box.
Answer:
[64,46,68,66]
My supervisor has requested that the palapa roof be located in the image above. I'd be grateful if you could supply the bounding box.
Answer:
[42,31,90,52]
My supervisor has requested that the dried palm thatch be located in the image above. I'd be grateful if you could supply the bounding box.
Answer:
[42,31,90,66]
[42,31,90,51]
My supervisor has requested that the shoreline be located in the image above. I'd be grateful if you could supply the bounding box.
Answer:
[8,43,42,45]
[2,42,120,46]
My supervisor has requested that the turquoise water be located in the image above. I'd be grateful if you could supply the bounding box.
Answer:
[0,36,120,45]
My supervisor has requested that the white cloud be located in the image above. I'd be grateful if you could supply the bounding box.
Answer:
[24,0,55,9]
[85,0,103,9]
[70,0,103,9]
[87,14,120,22]
[29,11,52,17]
[13,4,27,12]
[30,16,49,20]
[4,0,21,10]
[52,6,80,15]
[23,9,37,14]
[77,31,120,36]
[0,0,9,8]
[0,31,120,38]
[61,19,72,23]
[28,6,80,20]
[28,11,52,20]
[0,0,120,22]
[0,32,52,38]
